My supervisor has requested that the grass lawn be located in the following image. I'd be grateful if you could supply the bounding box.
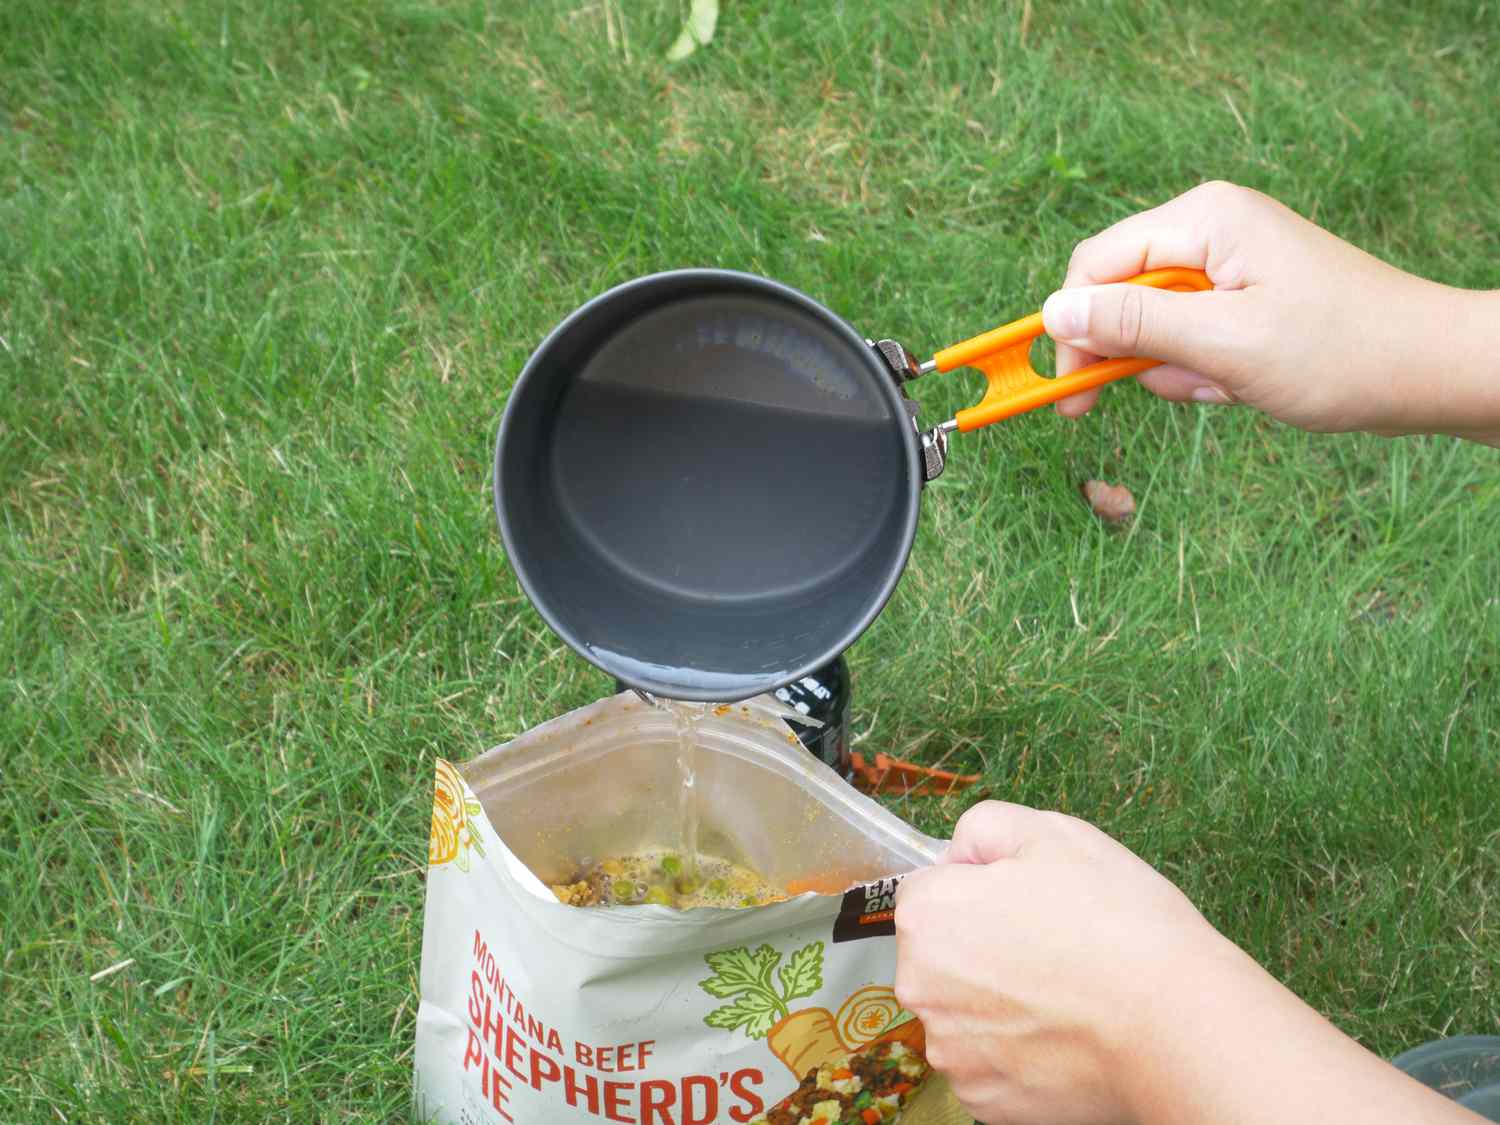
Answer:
[3,0,1498,1119]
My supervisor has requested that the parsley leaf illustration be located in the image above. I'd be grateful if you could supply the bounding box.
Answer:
[777,941,824,1003]
[699,940,826,1040]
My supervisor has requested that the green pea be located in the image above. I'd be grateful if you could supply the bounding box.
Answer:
[644,886,673,907]
[659,855,681,876]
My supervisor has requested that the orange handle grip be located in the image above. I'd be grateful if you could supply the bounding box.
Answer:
[933,268,1212,432]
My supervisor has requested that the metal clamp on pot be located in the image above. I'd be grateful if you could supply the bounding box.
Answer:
[869,339,950,485]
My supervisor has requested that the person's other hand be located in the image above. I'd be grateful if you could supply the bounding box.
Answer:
[894,800,1490,1125]
[893,802,1226,1124]
[1042,181,1500,445]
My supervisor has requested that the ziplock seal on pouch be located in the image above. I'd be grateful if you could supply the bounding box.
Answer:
[414,693,971,1125]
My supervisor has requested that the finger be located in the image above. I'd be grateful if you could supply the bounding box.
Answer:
[894,864,993,977]
[1055,348,1234,418]
[1062,180,1252,290]
[1055,339,1095,379]
[1055,387,1101,418]
[1055,350,1232,417]
[894,864,1002,997]
[1062,203,1211,289]
[1042,284,1246,380]
[1053,341,1101,417]
[944,800,1058,865]
[1136,364,1237,405]
[895,862,986,914]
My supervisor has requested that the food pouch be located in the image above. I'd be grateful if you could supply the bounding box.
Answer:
[414,693,971,1124]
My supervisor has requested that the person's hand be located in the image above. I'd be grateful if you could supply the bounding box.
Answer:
[1041,181,1500,446]
[894,801,1227,1124]
[895,800,1489,1125]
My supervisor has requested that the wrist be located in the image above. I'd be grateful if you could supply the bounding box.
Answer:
[1108,932,1265,1125]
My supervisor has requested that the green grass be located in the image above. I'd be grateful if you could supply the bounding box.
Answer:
[2,0,1498,1119]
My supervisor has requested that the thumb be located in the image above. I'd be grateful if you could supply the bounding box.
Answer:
[1042,282,1242,378]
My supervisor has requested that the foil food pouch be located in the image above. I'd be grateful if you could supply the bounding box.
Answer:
[414,693,970,1124]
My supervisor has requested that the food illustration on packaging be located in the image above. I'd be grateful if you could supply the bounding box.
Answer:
[750,1037,931,1125]
[429,759,486,871]
[700,943,932,1122]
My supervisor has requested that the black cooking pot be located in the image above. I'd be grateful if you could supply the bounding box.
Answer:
[494,267,1209,701]
[495,270,920,701]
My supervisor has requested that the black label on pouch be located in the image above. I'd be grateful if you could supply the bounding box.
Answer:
[832,875,904,944]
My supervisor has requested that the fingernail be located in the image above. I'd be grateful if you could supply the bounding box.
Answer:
[1191,386,1234,405]
[1042,289,1090,341]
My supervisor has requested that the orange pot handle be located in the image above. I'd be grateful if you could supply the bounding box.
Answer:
[931,268,1212,432]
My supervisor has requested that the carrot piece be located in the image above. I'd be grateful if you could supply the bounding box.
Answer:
[830,1067,853,1080]
[860,1110,881,1125]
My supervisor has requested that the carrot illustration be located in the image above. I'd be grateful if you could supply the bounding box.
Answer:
[833,985,907,1049]
[766,1007,843,1078]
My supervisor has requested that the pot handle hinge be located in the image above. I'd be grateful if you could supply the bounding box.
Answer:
[872,338,950,485]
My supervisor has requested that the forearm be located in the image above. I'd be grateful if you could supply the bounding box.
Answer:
[1393,282,1500,446]
[1118,937,1485,1125]
[1440,288,1500,447]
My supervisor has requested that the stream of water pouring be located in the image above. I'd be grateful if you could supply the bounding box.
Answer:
[671,701,709,884]
[641,697,709,885]
[637,693,821,891]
